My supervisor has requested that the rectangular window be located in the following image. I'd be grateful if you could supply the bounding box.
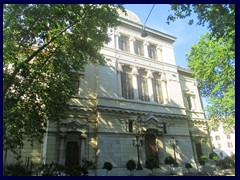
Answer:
[148,44,157,59]
[137,70,149,102]
[152,78,163,104]
[121,66,134,99]
[215,136,220,140]
[134,40,144,55]
[119,35,129,52]
[227,142,233,148]
[226,135,231,139]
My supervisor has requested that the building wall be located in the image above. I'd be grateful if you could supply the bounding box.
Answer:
[210,122,235,159]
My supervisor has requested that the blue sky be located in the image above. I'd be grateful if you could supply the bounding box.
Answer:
[124,4,209,68]
[124,4,209,108]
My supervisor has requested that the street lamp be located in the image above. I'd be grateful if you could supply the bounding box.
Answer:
[170,137,178,162]
[132,131,143,170]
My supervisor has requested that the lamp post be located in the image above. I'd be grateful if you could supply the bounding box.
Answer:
[170,137,178,162]
[133,131,143,170]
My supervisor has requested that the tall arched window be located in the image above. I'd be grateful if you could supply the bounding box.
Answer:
[137,69,149,101]
[152,72,163,104]
[121,65,134,99]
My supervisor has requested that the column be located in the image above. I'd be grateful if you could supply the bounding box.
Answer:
[147,70,154,102]
[115,31,121,50]
[132,66,139,100]
[129,36,135,54]
[157,45,163,62]
[81,138,87,159]
[143,41,149,58]
[59,133,66,165]
[117,63,123,97]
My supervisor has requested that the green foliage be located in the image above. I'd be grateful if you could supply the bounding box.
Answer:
[4,164,32,176]
[218,156,235,169]
[164,155,176,165]
[3,4,125,152]
[199,156,209,165]
[103,162,113,171]
[187,33,235,131]
[167,4,235,44]
[167,4,235,132]
[209,152,219,161]
[185,162,192,169]
[145,158,159,171]
[126,160,136,171]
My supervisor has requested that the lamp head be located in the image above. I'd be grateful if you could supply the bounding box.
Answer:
[141,30,148,37]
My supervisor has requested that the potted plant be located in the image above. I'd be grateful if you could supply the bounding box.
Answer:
[164,155,176,175]
[145,158,159,175]
[126,160,136,176]
[103,162,113,176]
[199,155,209,173]
[185,162,192,174]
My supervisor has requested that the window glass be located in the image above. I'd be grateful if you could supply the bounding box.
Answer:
[119,35,129,52]
[121,65,134,99]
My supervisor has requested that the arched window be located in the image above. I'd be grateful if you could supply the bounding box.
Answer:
[152,72,163,104]
[137,69,149,101]
[121,65,134,99]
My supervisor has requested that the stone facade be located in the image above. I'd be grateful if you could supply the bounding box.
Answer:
[4,10,212,175]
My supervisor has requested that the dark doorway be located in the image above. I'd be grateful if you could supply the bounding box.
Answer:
[65,142,79,169]
[195,142,203,162]
[145,133,159,163]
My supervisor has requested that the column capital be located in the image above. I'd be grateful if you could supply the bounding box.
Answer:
[117,63,123,72]
[147,69,153,78]
[129,36,136,42]
[157,44,163,50]
[115,31,121,37]
[131,66,139,75]
[143,41,149,46]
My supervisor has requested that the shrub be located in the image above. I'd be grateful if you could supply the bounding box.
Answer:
[185,162,192,169]
[126,160,136,171]
[145,158,159,171]
[4,164,32,176]
[209,152,219,161]
[219,157,235,169]
[164,156,176,165]
[199,156,209,165]
[103,162,113,176]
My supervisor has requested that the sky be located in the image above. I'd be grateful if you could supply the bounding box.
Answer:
[124,4,210,108]
[124,4,209,68]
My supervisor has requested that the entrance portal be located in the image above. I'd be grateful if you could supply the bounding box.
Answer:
[65,142,79,168]
[145,134,159,163]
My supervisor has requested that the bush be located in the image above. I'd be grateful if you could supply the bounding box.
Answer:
[4,164,32,176]
[126,160,136,171]
[219,157,235,169]
[199,156,209,165]
[164,156,176,165]
[209,152,219,161]
[145,158,159,171]
[103,162,113,176]
[185,162,192,169]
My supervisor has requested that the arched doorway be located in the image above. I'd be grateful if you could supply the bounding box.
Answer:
[145,133,159,163]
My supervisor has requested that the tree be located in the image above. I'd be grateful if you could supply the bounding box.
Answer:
[167,4,235,132]
[3,4,124,153]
